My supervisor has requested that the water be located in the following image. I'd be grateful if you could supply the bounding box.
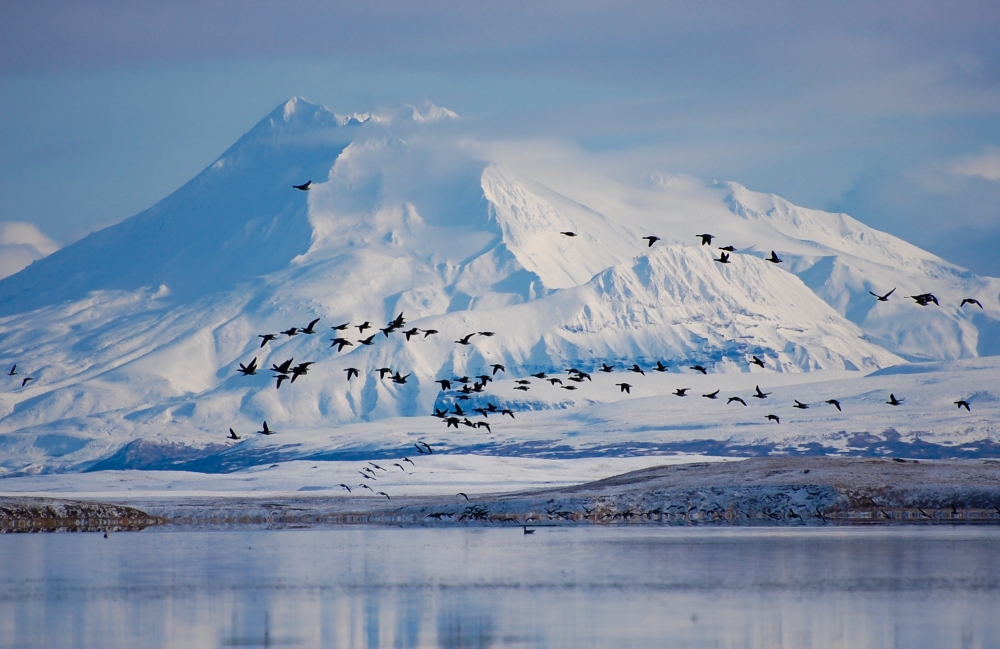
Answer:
[1,526,998,648]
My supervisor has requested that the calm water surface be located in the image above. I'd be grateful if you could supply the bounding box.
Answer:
[1,526,998,648]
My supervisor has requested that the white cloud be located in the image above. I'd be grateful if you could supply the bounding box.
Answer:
[0,221,59,280]
[952,148,1000,181]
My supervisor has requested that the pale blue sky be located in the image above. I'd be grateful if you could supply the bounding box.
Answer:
[2,1,999,273]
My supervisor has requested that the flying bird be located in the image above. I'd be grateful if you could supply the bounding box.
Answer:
[339,484,352,492]
[414,442,426,454]
[420,441,433,454]
[6,365,15,376]
[909,293,939,306]
[392,372,410,384]
[359,484,374,492]
[403,328,420,341]
[478,331,495,337]
[356,321,371,333]
[228,428,241,440]
[515,380,531,385]
[358,334,376,345]
[600,363,614,372]
[275,374,290,389]
[548,378,563,385]
[300,318,320,334]
[258,421,274,435]
[455,334,475,345]
[766,414,780,423]
[642,235,660,247]
[344,367,359,380]
[491,364,505,375]
[271,359,293,374]
[703,390,720,399]
[728,396,747,406]
[718,245,736,252]
[435,379,452,390]
[501,409,515,418]
[376,492,390,500]
[654,361,668,372]
[673,388,689,397]
[752,385,770,399]
[458,492,470,501]
[292,181,311,191]
[531,373,547,379]
[562,385,577,391]
[330,338,353,351]
[281,327,299,337]
[869,288,896,302]
[793,400,809,409]
[750,356,765,368]
[403,457,415,465]
[616,383,632,394]
[697,234,714,245]
[237,358,258,376]
[690,365,707,375]
[766,251,783,264]
[560,231,577,237]
[825,399,842,411]
[630,364,645,375]
[955,400,971,411]
[377,367,393,380]
[715,251,731,264]
[257,334,278,348]
[331,322,350,331]
[887,393,903,406]
[514,385,530,391]
[961,298,984,309]
[421,329,439,337]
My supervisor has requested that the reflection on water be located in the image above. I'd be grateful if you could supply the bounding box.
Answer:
[1,526,999,648]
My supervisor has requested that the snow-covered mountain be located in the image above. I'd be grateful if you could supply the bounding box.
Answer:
[1,97,998,476]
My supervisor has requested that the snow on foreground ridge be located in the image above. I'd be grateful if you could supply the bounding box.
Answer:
[0,97,998,477]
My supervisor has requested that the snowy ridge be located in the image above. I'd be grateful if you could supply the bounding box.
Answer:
[0,98,998,477]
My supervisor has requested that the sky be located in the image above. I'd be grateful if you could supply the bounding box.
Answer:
[1,0,999,275]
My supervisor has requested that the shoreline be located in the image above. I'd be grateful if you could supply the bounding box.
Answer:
[3,457,1000,532]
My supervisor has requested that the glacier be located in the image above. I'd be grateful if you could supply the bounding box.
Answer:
[1,97,998,479]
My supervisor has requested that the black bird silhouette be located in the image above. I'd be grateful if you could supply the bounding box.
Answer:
[654,361,668,372]
[445,417,460,428]
[514,385,530,391]
[501,408,515,418]
[560,231,577,237]
[271,359,294,374]
[392,372,410,384]
[697,234,714,245]
[491,364,505,375]
[869,288,896,302]
[237,358,258,376]
[486,403,498,412]
[955,400,971,411]
[258,421,274,435]
[961,298,983,309]
[752,385,770,399]
[379,326,395,338]
[515,379,530,385]
[7,365,15,376]
[376,492,390,500]
[793,400,809,409]
[600,363,614,372]
[718,245,736,252]
[422,329,439,337]
[369,462,387,472]
[403,328,420,341]
[281,327,299,336]
[358,334,376,345]
[456,376,471,384]
[548,378,563,385]
[476,374,492,383]
[453,404,465,416]
[257,334,278,348]
[292,181,311,190]
[562,385,577,391]
[642,235,660,247]
[289,362,313,383]
[887,393,903,406]
[389,312,406,328]
[630,364,645,375]
[477,421,492,432]
[356,321,371,333]
[345,368,359,380]
[331,322,350,331]
[766,250,782,264]
[826,399,842,411]
[715,251,731,264]
[909,293,939,306]
[766,414,780,423]
[457,492,470,501]
[228,428,241,440]
[403,457,415,465]
[690,365,707,375]
[377,367,393,379]
[616,383,632,394]
[750,356,765,368]
[473,407,488,417]
[433,408,447,418]
[330,338,353,351]
[435,379,452,390]
[673,388,689,397]
[414,442,426,454]
[359,484,373,491]
[275,374,290,389]
[456,333,475,345]
[300,318,320,334]
[339,484,352,492]
[420,441,433,454]
[478,331,495,337]
[703,390,720,399]
[531,372,547,379]
[728,396,747,406]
